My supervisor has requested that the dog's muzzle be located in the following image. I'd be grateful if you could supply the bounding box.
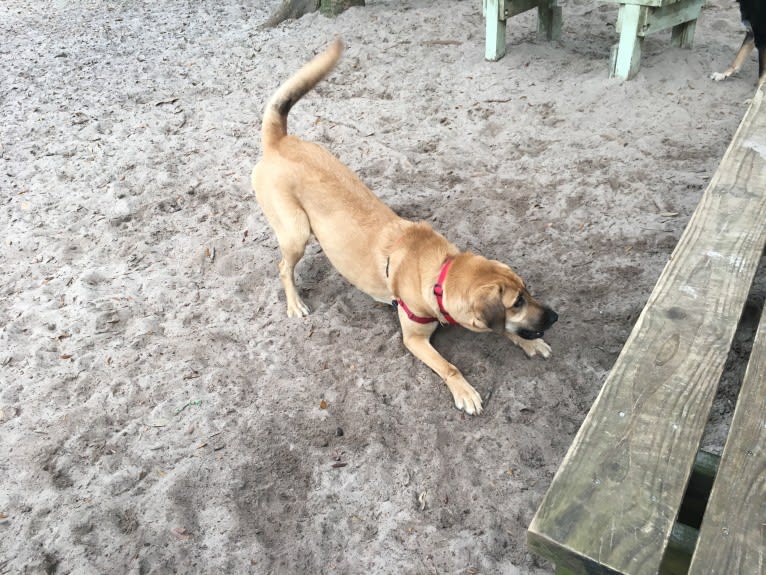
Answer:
[517,307,558,340]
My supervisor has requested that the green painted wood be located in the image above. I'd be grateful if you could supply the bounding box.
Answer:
[606,0,701,77]
[639,0,702,37]
[670,19,696,48]
[667,522,698,557]
[319,0,363,16]
[528,86,766,575]
[602,0,683,7]
[688,127,766,574]
[676,450,718,530]
[612,4,645,79]
[658,545,691,575]
[658,522,698,575]
[485,0,561,61]
[484,0,506,61]
[691,450,718,479]
[538,2,562,41]
[505,0,540,18]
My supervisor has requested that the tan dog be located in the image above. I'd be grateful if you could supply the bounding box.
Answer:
[252,39,558,415]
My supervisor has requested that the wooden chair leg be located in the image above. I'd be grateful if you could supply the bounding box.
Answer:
[611,4,646,80]
[485,0,506,61]
[537,1,562,41]
[671,19,696,48]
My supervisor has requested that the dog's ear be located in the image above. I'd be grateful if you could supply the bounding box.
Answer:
[475,285,506,333]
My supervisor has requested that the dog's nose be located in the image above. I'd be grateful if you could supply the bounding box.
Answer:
[544,308,558,328]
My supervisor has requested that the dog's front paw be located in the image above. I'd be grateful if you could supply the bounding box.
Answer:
[507,333,552,358]
[521,338,552,359]
[446,377,483,415]
[710,71,729,82]
[287,297,311,318]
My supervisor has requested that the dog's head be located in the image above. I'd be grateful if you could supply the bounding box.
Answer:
[449,255,558,339]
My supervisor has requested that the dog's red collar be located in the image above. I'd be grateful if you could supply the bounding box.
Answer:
[394,258,457,326]
[395,298,438,324]
[433,258,458,325]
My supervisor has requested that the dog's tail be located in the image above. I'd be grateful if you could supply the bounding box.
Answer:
[261,38,344,150]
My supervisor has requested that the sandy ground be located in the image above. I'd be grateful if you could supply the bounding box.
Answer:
[1,0,762,573]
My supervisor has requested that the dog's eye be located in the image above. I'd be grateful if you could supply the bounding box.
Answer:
[513,296,525,309]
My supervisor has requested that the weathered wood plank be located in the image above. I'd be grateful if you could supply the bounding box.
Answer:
[687,303,766,572]
[485,0,561,61]
[611,4,645,80]
[601,0,683,7]
[537,1,562,41]
[528,86,766,575]
[505,0,540,18]
[484,0,507,61]
[670,19,696,49]
[607,0,701,77]
[638,0,702,38]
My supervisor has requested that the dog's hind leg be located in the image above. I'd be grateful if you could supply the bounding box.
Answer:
[278,227,311,318]
[257,188,313,317]
[277,208,312,317]
[711,31,755,81]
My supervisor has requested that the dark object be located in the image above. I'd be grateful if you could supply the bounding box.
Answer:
[739,0,766,80]
[320,0,364,17]
[263,0,364,28]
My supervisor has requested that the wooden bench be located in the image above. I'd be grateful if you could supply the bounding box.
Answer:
[483,0,562,61]
[606,0,704,79]
[482,0,703,79]
[527,85,766,574]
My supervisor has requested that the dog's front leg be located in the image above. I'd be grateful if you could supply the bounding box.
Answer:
[505,332,552,359]
[711,32,755,81]
[398,313,483,415]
